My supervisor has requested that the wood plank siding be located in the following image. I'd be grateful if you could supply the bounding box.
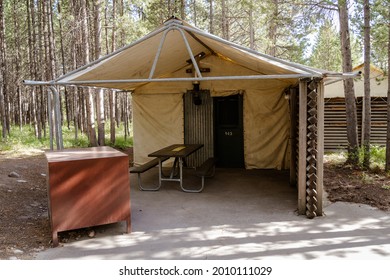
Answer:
[324,97,387,151]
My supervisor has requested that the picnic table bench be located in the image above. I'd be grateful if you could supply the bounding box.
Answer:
[130,157,169,191]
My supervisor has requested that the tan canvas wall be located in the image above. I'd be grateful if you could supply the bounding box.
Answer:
[244,88,290,169]
[132,55,294,169]
[132,93,184,165]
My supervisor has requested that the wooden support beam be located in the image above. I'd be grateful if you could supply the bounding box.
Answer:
[316,80,324,216]
[298,80,307,215]
[306,80,318,218]
[289,87,298,187]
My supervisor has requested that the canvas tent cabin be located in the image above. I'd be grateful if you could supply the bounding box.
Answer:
[24,17,353,218]
[324,63,388,150]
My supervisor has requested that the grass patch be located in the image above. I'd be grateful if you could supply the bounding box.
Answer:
[0,124,133,156]
[326,145,386,171]
[357,145,386,170]
[365,145,386,170]
[324,150,347,165]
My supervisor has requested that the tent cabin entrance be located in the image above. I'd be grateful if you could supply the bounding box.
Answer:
[214,94,244,168]
[184,90,244,168]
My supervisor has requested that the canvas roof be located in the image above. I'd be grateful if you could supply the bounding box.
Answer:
[41,17,346,91]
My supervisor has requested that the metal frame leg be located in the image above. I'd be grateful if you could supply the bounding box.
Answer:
[137,173,161,191]
[136,160,163,191]
[181,159,214,193]
[181,164,215,193]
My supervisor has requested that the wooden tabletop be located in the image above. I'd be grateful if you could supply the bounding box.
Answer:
[45,146,127,162]
[148,144,203,158]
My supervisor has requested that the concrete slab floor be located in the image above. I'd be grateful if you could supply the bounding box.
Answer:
[36,168,390,260]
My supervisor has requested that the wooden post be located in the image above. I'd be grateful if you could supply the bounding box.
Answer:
[298,79,307,215]
[306,79,320,218]
[289,87,298,188]
[316,80,324,216]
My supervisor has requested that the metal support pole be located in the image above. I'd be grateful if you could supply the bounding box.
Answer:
[49,86,63,150]
[23,74,320,87]
[47,88,54,150]
[148,28,172,79]
[176,27,203,78]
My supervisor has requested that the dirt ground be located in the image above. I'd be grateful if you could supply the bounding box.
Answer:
[1,149,389,260]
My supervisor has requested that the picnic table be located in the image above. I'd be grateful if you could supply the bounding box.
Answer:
[148,144,203,192]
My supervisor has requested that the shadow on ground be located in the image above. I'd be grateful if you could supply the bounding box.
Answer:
[36,168,390,260]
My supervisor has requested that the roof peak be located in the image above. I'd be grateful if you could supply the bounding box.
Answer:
[164,16,183,25]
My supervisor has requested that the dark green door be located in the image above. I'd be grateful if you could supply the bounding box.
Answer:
[214,94,244,168]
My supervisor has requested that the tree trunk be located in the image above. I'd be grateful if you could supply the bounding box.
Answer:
[94,0,105,146]
[362,0,371,168]
[104,0,109,55]
[180,0,185,20]
[0,0,7,139]
[248,0,255,50]
[109,0,116,144]
[123,93,128,140]
[386,4,390,171]
[42,0,53,142]
[81,0,97,146]
[209,0,214,34]
[192,0,196,26]
[12,0,22,130]
[115,93,120,127]
[57,1,70,130]
[26,0,39,138]
[267,0,278,57]
[119,0,124,47]
[338,0,359,166]
[221,0,229,40]
[109,93,116,144]
[70,0,79,140]
[112,0,116,52]
[46,0,57,80]
[96,89,105,146]
[37,0,45,138]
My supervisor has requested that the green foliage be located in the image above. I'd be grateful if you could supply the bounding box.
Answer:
[113,136,133,150]
[308,19,363,72]
[0,126,48,152]
[0,124,133,154]
[351,0,389,71]
[61,127,90,148]
[309,20,342,72]
[325,145,386,171]
[106,123,134,149]
[358,145,386,170]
